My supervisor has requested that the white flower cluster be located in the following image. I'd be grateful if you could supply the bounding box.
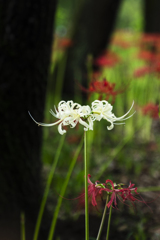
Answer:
[29,100,135,135]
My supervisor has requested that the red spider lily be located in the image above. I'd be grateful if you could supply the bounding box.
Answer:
[139,34,160,54]
[78,175,105,208]
[55,174,105,209]
[150,61,160,76]
[89,79,116,94]
[111,32,132,49]
[134,61,160,78]
[134,33,160,77]
[111,30,137,48]
[133,66,153,77]
[134,34,160,77]
[137,51,156,62]
[154,62,160,73]
[94,51,120,68]
[54,37,73,51]
[79,177,144,210]
[140,33,160,46]
[111,38,131,49]
[91,71,101,79]
[86,174,105,206]
[58,38,73,48]
[142,103,159,119]
[103,179,142,209]
[80,79,125,103]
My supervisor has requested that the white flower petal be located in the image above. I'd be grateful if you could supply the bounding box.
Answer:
[114,101,135,121]
[29,99,134,134]
[107,121,114,130]
[91,100,135,130]
[79,118,90,131]
[49,109,58,118]
[28,111,62,127]
[87,116,94,130]
[58,122,66,135]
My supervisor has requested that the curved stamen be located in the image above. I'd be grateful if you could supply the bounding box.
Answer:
[28,111,62,127]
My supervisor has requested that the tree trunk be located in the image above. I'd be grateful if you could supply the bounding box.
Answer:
[144,0,160,33]
[0,1,57,239]
[62,0,122,100]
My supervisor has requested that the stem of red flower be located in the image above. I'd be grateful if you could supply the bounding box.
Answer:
[84,131,89,240]
[106,202,112,240]
[96,195,109,240]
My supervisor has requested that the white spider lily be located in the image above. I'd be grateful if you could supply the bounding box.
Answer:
[91,100,135,130]
[28,100,94,135]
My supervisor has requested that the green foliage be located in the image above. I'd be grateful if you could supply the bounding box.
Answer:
[42,28,160,236]
[116,0,144,31]
[38,1,160,238]
[54,0,77,35]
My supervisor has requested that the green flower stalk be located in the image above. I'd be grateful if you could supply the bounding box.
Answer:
[84,131,89,240]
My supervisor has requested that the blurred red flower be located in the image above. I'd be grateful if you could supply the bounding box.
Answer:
[58,38,73,48]
[142,103,159,119]
[153,61,160,74]
[140,33,160,47]
[94,51,120,68]
[134,33,160,78]
[111,38,131,49]
[134,62,160,78]
[137,51,156,62]
[80,79,125,103]
[133,66,153,77]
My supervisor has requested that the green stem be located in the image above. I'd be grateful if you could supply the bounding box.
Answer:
[54,52,68,104]
[96,195,109,240]
[33,134,65,240]
[20,212,25,240]
[84,131,89,240]
[106,203,112,240]
[47,136,83,240]
[86,130,93,173]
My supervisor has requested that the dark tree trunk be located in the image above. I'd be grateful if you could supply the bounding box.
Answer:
[62,0,122,100]
[0,1,57,239]
[144,0,160,33]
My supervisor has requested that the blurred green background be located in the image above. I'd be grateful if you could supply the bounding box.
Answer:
[1,0,160,240]
[42,0,160,239]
